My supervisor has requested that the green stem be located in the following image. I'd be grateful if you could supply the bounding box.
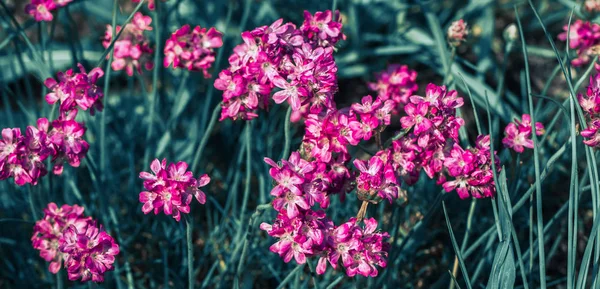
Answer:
[236,123,252,241]
[515,8,546,288]
[144,0,161,168]
[101,0,118,181]
[186,215,194,289]
[281,106,292,160]
[56,265,63,289]
[191,102,221,172]
[28,186,38,220]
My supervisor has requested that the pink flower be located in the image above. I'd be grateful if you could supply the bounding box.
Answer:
[443,144,475,176]
[60,222,119,282]
[164,25,223,77]
[369,64,418,112]
[400,103,432,135]
[272,77,308,111]
[138,158,210,221]
[102,13,154,76]
[301,10,346,47]
[502,114,544,153]
[25,0,56,22]
[216,11,342,122]
[558,20,600,67]
[45,64,104,116]
[353,152,399,203]
[582,119,600,147]
[32,203,117,283]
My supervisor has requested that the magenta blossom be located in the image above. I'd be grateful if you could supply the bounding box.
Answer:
[44,64,104,117]
[502,114,544,153]
[164,25,223,77]
[102,13,154,76]
[216,10,343,121]
[139,158,210,221]
[33,203,118,283]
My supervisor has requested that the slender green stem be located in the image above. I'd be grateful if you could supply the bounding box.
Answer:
[515,7,546,288]
[235,123,252,242]
[28,186,38,220]
[281,106,292,160]
[56,269,63,289]
[275,265,305,289]
[101,0,118,181]
[144,0,162,168]
[186,216,194,289]
[191,102,222,172]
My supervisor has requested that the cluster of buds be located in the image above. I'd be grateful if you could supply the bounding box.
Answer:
[447,19,469,47]
[102,13,154,76]
[163,25,224,77]
[25,0,72,22]
[139,158,210,221]
[31,203,119,282]
[215,10,345,121]
[579,74,600,147]
[1,64,103,186]
[559,20,600,68]
[502,114,545,153]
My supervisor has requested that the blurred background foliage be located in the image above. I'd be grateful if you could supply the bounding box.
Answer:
[0,0,597,288]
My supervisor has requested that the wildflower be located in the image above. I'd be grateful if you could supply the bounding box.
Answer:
[353,152,399,203]
[216,10,343,121]
[447,19,468,46]
[558,20,600,67]
[164,25,223,77]
[368,64,418,112]
[102,13,154,76]
[301,10,346,47]
[138,159,210,221]
[442,135,499,199]
[44,64,104,117]
[25,0,56,22]
[60,222,120,282]
[33,203,118,282]
[502,114,544,153]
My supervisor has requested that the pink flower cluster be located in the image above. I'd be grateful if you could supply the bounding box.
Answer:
[139,158,210,221]
[397,84,465,180]
[502,114,544,153]
[44,64,104,117]
[32,203,119,282]
[353,150,399,204]
[368,64,419,113]
[447,19,468,46]
[25,0,72,22]
[261,211,388,277]
[102,13,154,76]
[164,25,224,77]
[1,64,103,186]
[579,74,600,147]
[215,10,345,121]
[442,135,499,199]
[559,20,600,68]
[585,0,600,14]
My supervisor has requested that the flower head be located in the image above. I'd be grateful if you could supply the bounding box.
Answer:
[164,25,223,77]
[139,158,210,221]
